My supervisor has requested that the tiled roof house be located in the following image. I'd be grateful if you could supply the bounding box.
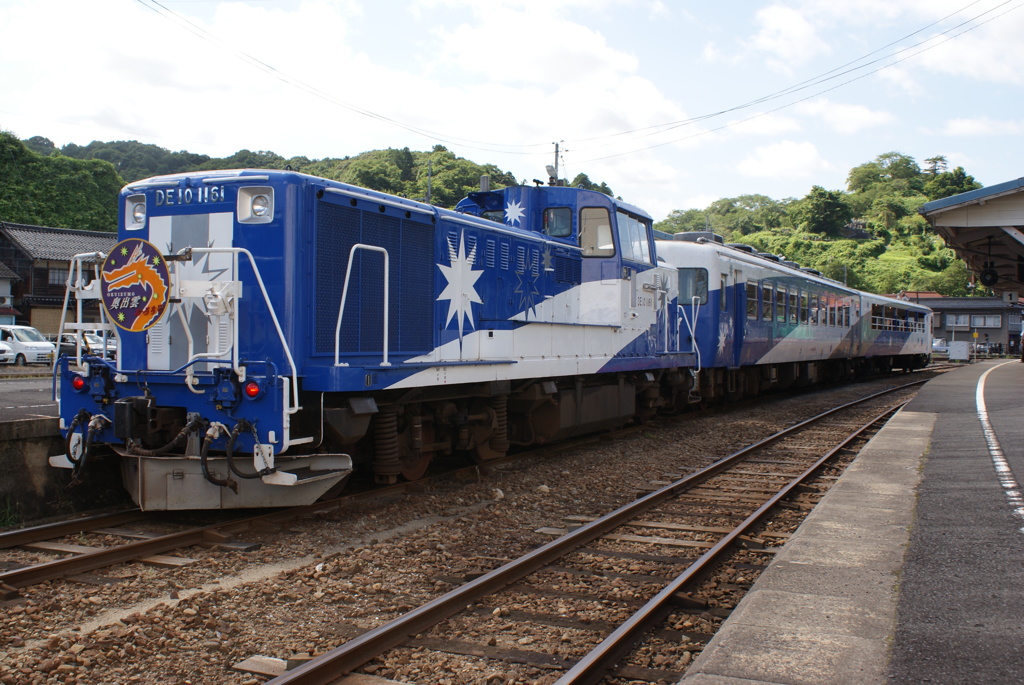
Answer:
[0,222,117,333]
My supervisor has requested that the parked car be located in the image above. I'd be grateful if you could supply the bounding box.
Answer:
[931,338,948,355]
[49,333,116,361]
[0,325,56,365]
[84,333,117,360]
[80,328,118,358]
[0,341,12,365]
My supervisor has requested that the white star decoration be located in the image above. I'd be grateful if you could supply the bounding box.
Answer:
[505,198,525,226]
[437,233,484,340]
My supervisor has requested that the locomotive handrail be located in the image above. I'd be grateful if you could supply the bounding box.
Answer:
[178,247,301,415]
[54,252,112,378]
[678,296,702,371]
[334,244,391,368]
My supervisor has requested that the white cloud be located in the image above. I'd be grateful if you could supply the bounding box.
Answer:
[736,140,832,178]
[750,5,830,71]
[728,113,801,137]
[427,5,638,86]
[795,99,894,134]
[941,117,1024,137]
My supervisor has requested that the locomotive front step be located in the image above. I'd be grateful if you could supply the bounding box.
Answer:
[112,451,353,510]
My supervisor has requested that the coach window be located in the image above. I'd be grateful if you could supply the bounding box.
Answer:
[746,282,759,319]
[800,291,809,324]
[788,289,799,324]
[720,274,729,311]
[809,294,819,325]
[679,268,708,305]
[761,282,773,321]
[580,207,614,257]
[776,285,786,322]
[543,207,572,238]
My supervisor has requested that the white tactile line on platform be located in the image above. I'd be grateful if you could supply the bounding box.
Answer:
[975,361,1024,532]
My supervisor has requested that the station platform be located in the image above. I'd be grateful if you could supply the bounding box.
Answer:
[681,360,1024,684]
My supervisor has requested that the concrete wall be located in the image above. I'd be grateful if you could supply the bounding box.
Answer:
[0,418,130,526]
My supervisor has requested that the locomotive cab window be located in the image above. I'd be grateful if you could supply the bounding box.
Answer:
[543,207,572,238]
[678,268,708,305]
[616,211,653,264]
[580,207,614,257]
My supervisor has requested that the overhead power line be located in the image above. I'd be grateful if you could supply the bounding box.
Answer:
[134,0,1021,164]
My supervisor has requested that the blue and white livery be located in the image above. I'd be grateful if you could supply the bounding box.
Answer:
[51,170,931,509]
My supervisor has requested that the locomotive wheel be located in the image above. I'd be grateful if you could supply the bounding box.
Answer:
[400,451,434,480]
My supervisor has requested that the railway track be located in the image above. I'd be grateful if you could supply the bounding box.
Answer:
[258,381,923,685]
[0,429,624,600]
[0,373,941,684]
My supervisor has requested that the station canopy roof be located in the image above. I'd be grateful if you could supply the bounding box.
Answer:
[919,177,1024,298]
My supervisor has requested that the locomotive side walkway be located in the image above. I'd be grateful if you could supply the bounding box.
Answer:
[680,359,1024,684]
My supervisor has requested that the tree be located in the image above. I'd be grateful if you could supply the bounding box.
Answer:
[22,136,56,156]
[339,155,404,195]
[0,131,121,230]
[923,155,948,175]
[792,186,854,237]
[869,195,909,231]
[570,172,613,196]
[924,166,981,200]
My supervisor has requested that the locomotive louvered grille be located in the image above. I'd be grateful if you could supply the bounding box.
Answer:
[555,256,581,283]
[485,239,496,268]
[315,202,434,357]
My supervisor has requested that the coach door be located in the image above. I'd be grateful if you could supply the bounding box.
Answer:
[731,271,745,366]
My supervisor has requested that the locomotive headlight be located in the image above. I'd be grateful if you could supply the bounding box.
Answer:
[251,194,270,217]
[237,186,274,224]
[125,193,146,230]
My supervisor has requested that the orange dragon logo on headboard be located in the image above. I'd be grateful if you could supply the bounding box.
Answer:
[101,238,171,332]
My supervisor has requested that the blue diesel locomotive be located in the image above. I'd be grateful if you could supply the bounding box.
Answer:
[50,170,931,509]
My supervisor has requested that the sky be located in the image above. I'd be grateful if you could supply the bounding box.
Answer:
[2,0,1024,222]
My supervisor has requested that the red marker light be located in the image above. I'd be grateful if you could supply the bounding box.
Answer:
[243,381,261,398]
[71,375,87,391]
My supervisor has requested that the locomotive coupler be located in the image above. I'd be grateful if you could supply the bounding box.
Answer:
[70,414,110,485]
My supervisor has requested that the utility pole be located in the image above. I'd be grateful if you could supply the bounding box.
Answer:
[553,141,559,181]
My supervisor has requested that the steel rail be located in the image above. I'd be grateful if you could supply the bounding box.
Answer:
[0,496,351,590]
[555,402,905,684]
[0,432,598,592]
[0,509,144,550]
[267,381,925,685]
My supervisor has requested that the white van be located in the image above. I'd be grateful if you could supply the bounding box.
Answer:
[0,325,56,365]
